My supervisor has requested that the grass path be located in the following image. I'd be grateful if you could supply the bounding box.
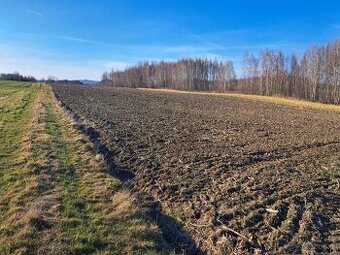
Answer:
[0,81,171,255]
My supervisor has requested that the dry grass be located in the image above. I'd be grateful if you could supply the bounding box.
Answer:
[139,88,340,113]
[0,82,172,255]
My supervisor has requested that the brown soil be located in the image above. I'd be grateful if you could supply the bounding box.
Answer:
[53,85,340,255]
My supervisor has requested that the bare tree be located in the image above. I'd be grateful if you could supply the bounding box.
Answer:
[102,38,340,104]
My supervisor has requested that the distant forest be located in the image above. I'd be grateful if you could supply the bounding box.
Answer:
[0,72,37,82]
[101,39,340,104]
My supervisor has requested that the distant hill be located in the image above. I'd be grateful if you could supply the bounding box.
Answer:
[80,79,98,85]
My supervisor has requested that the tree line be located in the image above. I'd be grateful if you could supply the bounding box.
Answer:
[0,72,37,82]
[101,39,340,104]
[240,39,340,104]
[102,59,237,92]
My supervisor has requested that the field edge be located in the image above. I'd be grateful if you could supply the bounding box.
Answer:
[138,88,340,113]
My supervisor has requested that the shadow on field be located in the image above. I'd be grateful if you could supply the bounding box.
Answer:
[78,124,137,181]
[137,192,203,254]
[56,99,203,254]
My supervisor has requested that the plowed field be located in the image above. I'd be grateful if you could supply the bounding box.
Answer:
[53,85,340,255]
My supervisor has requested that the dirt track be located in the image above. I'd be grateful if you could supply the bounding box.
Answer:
[53,85,340,254]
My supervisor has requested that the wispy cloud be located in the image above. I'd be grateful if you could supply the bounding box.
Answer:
[162,45,210,53]
[25,32,217,54]
[190,34,224,49]
[49,35,108,45]
[26,9,44,16]
[190,33,292,51]
[30,33,125,48]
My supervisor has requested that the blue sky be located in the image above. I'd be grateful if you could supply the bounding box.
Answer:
[0,0,339,80]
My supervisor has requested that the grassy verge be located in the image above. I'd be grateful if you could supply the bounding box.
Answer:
[139,88,340,113]
[0,81,171,255]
